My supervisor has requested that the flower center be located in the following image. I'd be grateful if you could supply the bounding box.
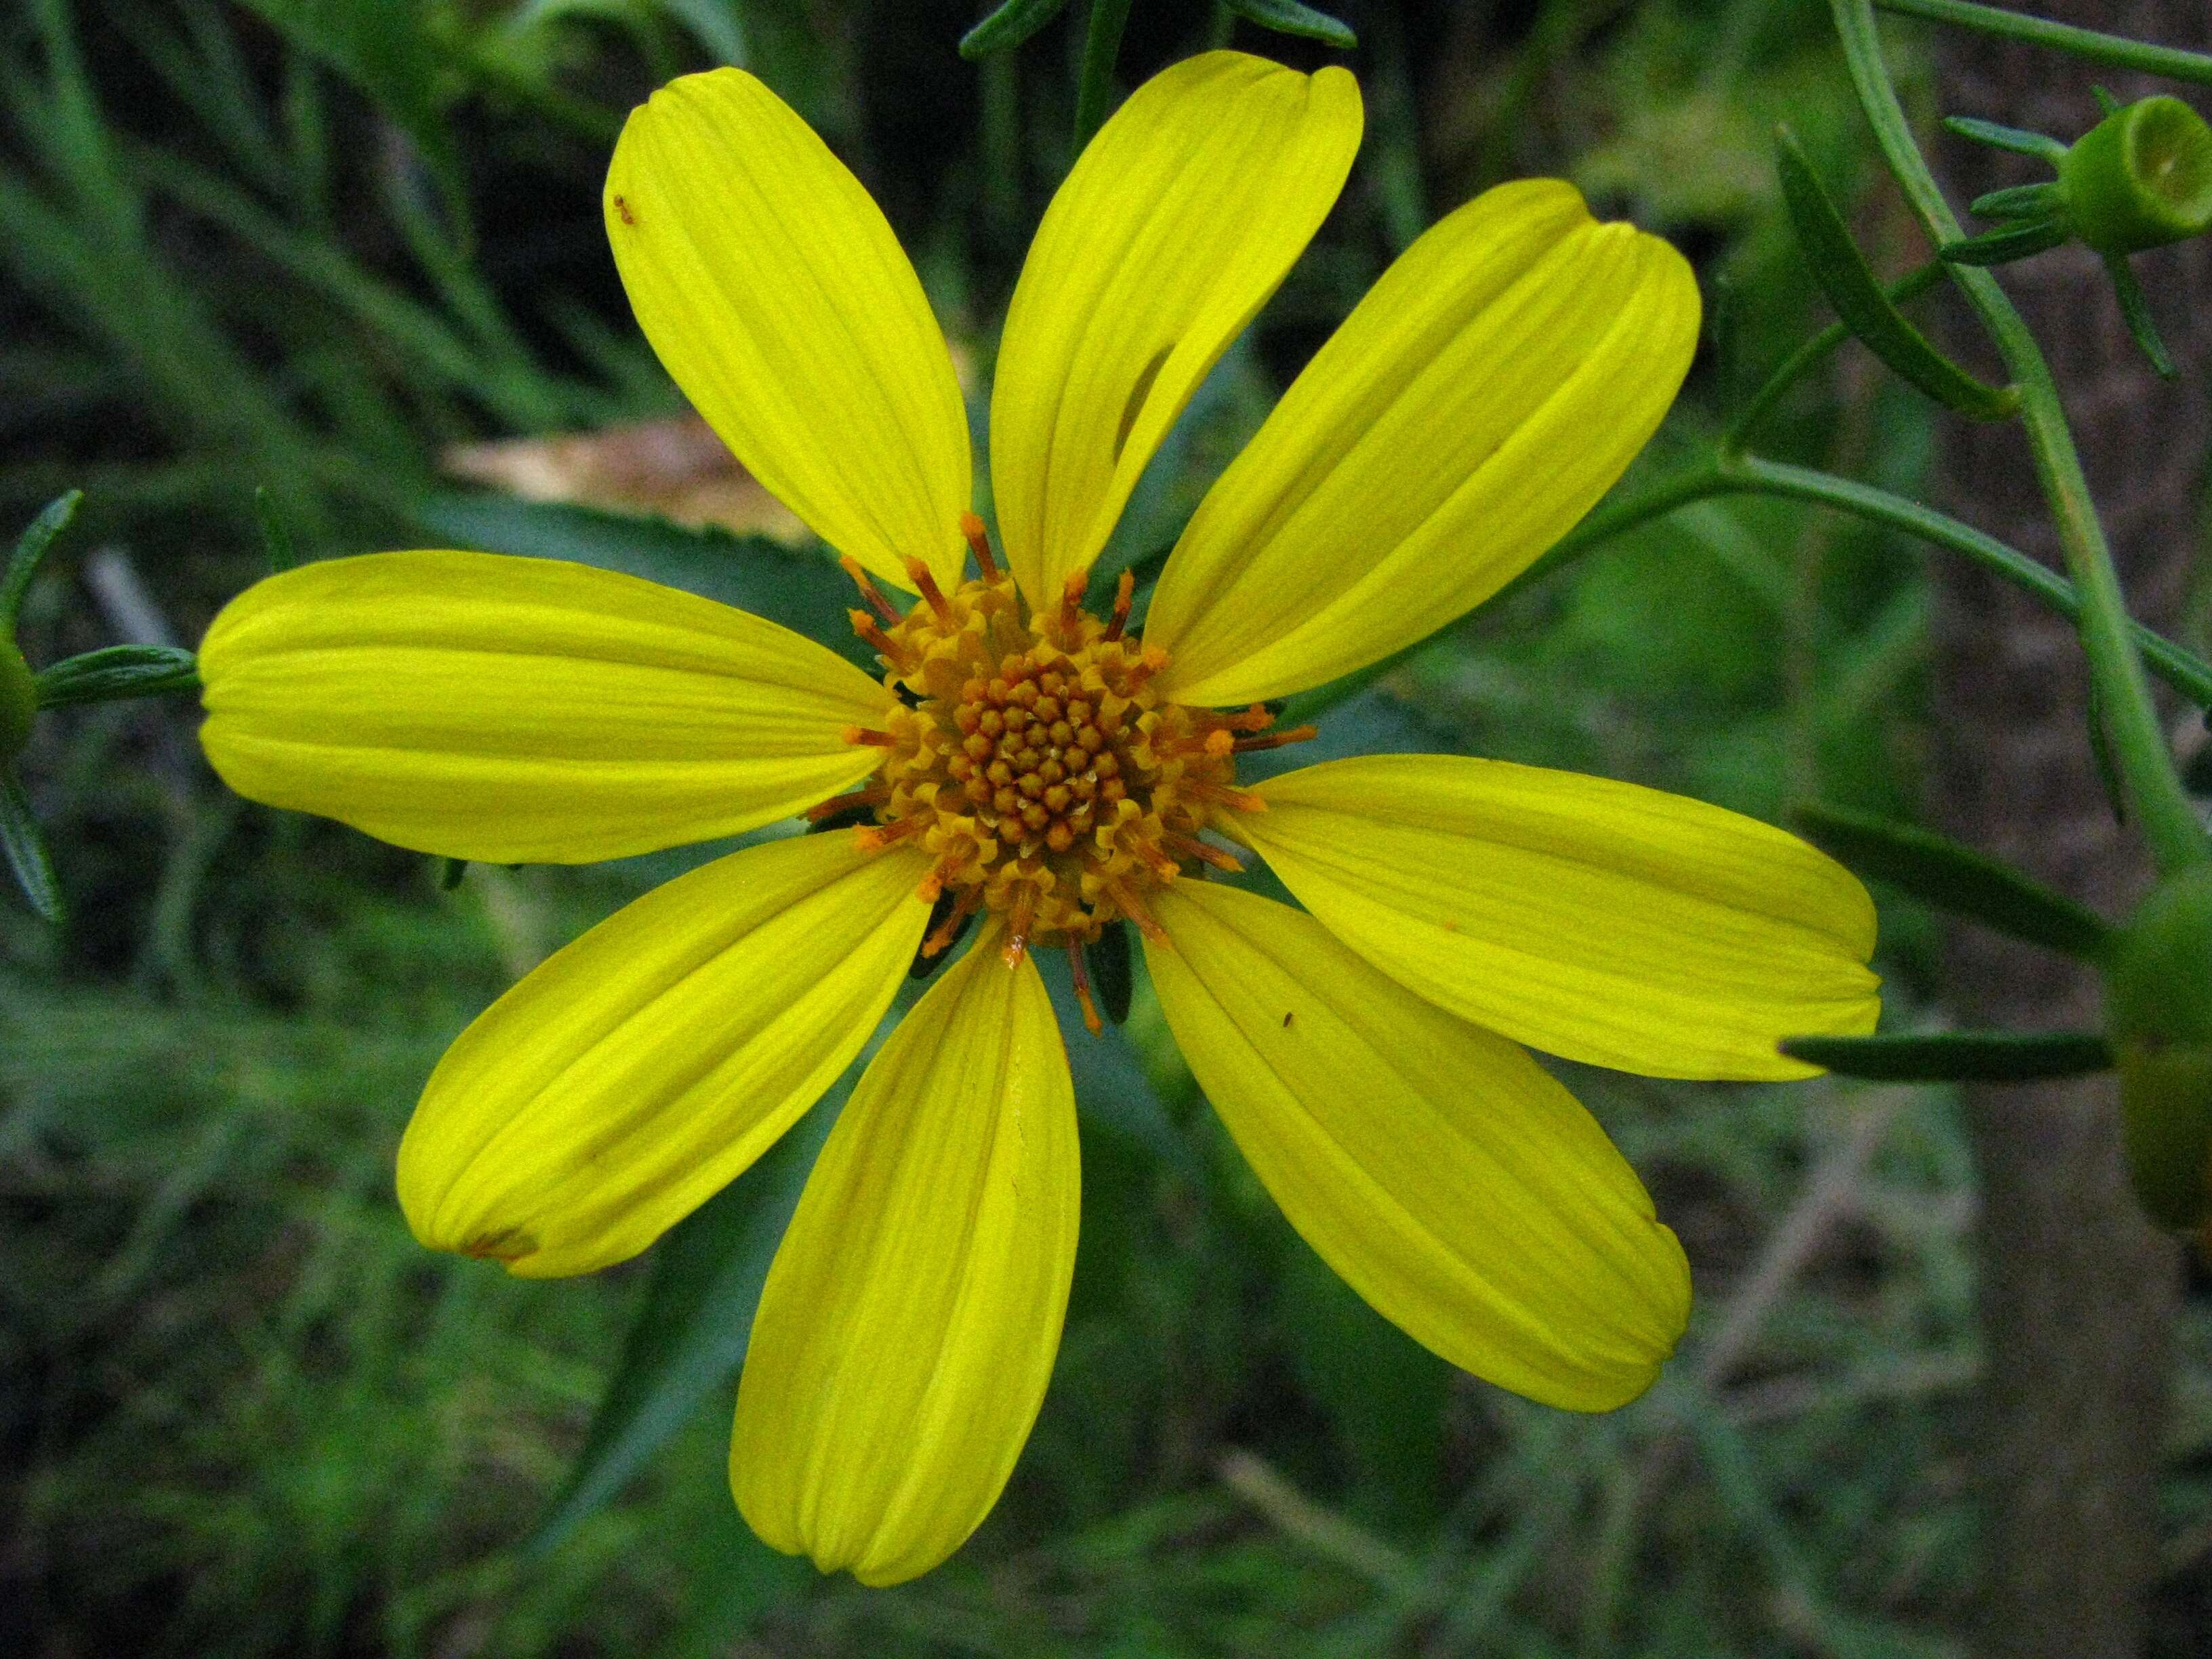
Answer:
[827,516,1311,1019]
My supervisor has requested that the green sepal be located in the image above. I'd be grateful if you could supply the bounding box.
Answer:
[1220,0,1357,49]
[438,857,468,892]
[1774,127,2018,421]
[254,485,300,575]
[33,644,200,710]
[1084,920,1133,1027]
[1792,802,2110,959]
[1940,218,2070,266]
[2106,255,2176,379]
[1970,181,2062,222]
[1943,115,2066,164]
[0,770,62,923]
[2105,869,2212,1229]
[0,638,33,764]
[2057,95,2212,255]
[1781,1030,2113,1082]
[1,489,83,632]
[958,0,1069,58]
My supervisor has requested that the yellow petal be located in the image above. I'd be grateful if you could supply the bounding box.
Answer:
[1145,180,1701,705]
[1145,882,1687,1410]
[398,830,931,1277]
[198,551,887,863]
[1240,755,1881,1080]
[606,68,970,591]
[989,51,1361,609]
[733,937,1078,1586]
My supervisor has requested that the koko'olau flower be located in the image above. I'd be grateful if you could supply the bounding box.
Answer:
[194,53,1880,1585]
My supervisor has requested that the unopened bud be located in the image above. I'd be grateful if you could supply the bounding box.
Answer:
[2105,867,2212,1228]
[2058,96,2212,256]
[0,635,33,763]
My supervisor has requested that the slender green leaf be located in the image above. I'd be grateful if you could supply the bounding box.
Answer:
[1782,1030,2113,1081]
[1940,219,2070,265]
[1221,0,1358,49]
[34,645,199,710]
[526,1083,843,1555]
[958,0,1069,58]
[412,493,868,667]
[2106,256,2176,379]
[1084,921,1133,1027]
[1774,126,2018,420]
[1,771,62,922]
[1793,801,2110,956]
[1942,114,2065,162]
[3,489,83,630]
[1969,181,2060,220]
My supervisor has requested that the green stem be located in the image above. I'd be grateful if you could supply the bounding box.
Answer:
[1721,260,1948,453]
[1836,0,2208,872]
[1875,0,2212,88]
[1519,455,2212,709]
[1071,0,1132,158]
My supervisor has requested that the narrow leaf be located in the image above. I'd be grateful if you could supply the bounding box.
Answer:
[1969,182,2061,221]
[1782,1030,2112,1082]
[1792,802,2110,958]
[34,644,199,710]
[1774,127,2018,421]
[1221,0,1359,49]
[1943,115,2066,163]
[525,1083,843,1555]
[0,771,62,922]
[1940,219,2070,265]
[2,489,83,630]
[254,485,300,574]
[958,0,1070,58]
[438,857,468,891]
[1085,921,1133,1026]
[413,493,867,668]
[2106,256,2177,379]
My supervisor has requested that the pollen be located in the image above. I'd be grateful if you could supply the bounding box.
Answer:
[840,535,1299,961]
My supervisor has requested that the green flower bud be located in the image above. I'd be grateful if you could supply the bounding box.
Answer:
[0,634,33,763]
[2105,867,2212,1228]
[2057,95,2212,257]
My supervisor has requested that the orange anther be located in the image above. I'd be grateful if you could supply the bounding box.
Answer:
[842,726,899,747]
[806,785,886,823]
[1231,724,1318,754]
[1103,568,1134,642]
[1067,941,1103,1037]
[855,815,926,852]
[960,511,1000,579]
[905,558,955,625]
[1057,570,1087,641]
[923,887,983,957]
[839,555,899,625]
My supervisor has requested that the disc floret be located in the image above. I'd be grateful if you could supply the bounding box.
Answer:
[837,522,1302,975]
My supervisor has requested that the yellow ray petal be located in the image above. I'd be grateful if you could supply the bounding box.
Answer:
[1145,180,1700,706]
[1241,755,1881,1080]
[398,830,932,1277]
[1146,881,1688,1410]
[606,68,970,591]
[990,51,1361,609]
[733,937,1077,1586]
[198,551,888,863]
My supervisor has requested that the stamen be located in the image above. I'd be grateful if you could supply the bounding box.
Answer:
[960,510,1000,579]
[1231,724,1318,754]
[923,886,983,956]
[806,785,887,823]
[1104,878,1168,945]
[1188,779,1267,813]
[849,611,918,672]
[1067,941,1103,1037]
[1164,831,1244,872]
[1057,570,1087,643]
[855,815,927,852]
[1001,886,1039,966]
[905,558,955,625]
[1103,569,1134,642]
[1133,839,1182,882]
[842,726,899,747]
[1200,705,1275,734]
[838,555,899,626]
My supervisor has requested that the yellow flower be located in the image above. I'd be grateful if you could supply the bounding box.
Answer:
[194,53,1880,1586]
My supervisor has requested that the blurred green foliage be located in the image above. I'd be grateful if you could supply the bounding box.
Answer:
[5,1,2212,1655]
